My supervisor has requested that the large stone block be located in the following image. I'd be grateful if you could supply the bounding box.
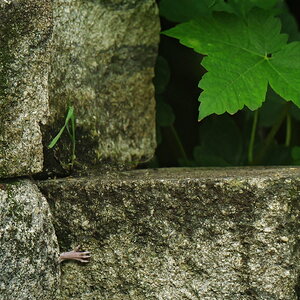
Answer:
[38,167,300,299]
[0,0,159,178]
[0,179,60,300]
[45,0,159,175]
[0,0,52,178]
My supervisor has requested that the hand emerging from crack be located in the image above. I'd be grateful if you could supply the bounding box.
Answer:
[59,245,91,263]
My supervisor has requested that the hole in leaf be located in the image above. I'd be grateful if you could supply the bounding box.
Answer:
[267,53,272,58]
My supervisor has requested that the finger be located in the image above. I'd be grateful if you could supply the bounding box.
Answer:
[73,245,81,252]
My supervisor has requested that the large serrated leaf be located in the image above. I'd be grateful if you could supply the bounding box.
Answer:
[163,9,300,120]
[159,0,278,22]
[279,3,300,42]
[159,0,216,22]
[220,0,278,17]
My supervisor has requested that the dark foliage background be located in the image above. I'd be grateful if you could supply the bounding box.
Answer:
[147,0,300,168]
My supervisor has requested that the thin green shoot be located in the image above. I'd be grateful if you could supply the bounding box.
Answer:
[248,110,258,164]
[48,106,76,167]
[253,103,289,164]
[285,112,291,147]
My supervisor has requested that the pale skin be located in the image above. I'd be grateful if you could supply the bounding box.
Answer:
[58,245,91,263]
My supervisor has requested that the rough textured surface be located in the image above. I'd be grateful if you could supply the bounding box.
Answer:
[0,0,159,178]
[0,0,52,178]
[0,179,60,300]
[44,0,160,175]
[38,167,300,300]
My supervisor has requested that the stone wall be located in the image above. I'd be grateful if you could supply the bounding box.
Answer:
[0,0,159,178]
[1,1,300,300]
[0,1,160,299]
[37,167,300,299]
[0,0,52,177]
[0,180,59,300]
[46,0,159,175]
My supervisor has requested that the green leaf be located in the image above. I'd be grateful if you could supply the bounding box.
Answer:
[66,108,75,141]
[251,0,278,10]
[65,106,74,125]
[153,56,170,94]
[258,89,285,127]
[193,146,231,166]
[267,42,300,107]
[48,106,75,149]
[290,104,300,121]
[195,115,243,165]
[71,111,75,141]
[156,101,175,127]
[163,9,300,120]
[279,3,300,42]
[263,144,291,165]
[219,0,278,17]
[292,146,300,165]
[178,158,198,167]
[159,0,216,22]
[159,0,278,22]
[48,125,66,149]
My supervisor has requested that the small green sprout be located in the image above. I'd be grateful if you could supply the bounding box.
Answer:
[48,106,76,167]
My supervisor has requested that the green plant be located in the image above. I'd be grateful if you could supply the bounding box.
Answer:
[152,0,300,167]
[151,55,190,167]
[48,106,76,167]
[162,0,300,121]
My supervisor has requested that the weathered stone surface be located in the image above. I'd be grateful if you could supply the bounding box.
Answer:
[38,167,300,299]
[0,0,52,178]
[0,179,60,300]
[44,0,160,175]
[0,0,159,178]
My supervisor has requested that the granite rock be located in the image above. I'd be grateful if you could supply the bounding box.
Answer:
[0,0,52,178]
[0,179,60,300]
[44,0,160,175]
[0,0,160,178]
[38,167,300,300]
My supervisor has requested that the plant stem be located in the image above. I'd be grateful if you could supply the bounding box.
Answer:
[253,103,289,165]
[248,110,258,164]
[71,112,76,167]
[285,112,291,147]
[169,124,189,165]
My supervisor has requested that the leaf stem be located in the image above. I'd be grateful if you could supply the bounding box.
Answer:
[248,109,258,164]
[48,106,76,169]
[253,103,289,165]
[285,112,291,147]
[169,124,188,165]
